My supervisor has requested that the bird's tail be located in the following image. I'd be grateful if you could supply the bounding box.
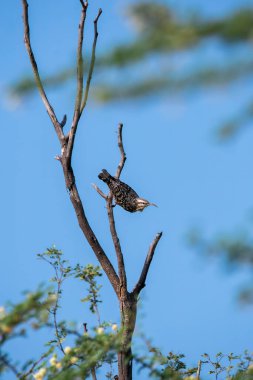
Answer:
[98,169,112,183]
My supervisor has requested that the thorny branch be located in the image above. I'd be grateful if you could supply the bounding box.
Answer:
[40,255,66,355]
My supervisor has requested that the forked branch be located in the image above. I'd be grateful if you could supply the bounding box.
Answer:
[21,0,120,297]
[66,6,102,161]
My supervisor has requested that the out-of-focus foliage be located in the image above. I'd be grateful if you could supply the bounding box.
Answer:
[11,2,253,138]
[1,248,253,379]
[188,228,253,304]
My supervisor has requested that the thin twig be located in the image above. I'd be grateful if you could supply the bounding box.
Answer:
[133,232,163,295]
[74,1,88,115]
[92,183,107,199]
[39,255,65,354]
[0,354,20,377]
[22,352,49,378]
[52,267,65,355]
[21,0,64,144]
[80,8,102,113]
[115,123,126,179]
[45,323,82,338]
[67,1,88,160]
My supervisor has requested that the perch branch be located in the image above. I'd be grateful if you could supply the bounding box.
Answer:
[93,124,127,293]
[22,0,120,297]
[21,0,64,144]
[133,232,163,295]
[107,199,127,292]
[106,124,127,292]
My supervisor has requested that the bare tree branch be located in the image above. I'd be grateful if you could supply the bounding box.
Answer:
[21,3,162,377]
[80,8,102,113]
[93,124,127,291]
[92,183,107,199]
[21,0,65,144]
[21,0,120,297]
[106,124,127,291]
[115,123,126,179]
[66,1,88,162]
[75,1,87,114]
[106,200,127,291]
[133,232,163,295]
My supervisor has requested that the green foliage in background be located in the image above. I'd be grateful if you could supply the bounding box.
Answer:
[11,2,253,139]
[188,226,253,304]
[1,248,253,379]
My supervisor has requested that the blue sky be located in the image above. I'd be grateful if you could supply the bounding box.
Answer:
[1,1,253,379]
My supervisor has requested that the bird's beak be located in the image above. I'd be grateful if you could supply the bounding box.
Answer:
[148,202,158,207]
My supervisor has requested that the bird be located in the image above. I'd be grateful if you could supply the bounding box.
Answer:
[98,169,157,213]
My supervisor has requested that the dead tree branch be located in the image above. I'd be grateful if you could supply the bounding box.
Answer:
[107,124,127,292]
[81,8,102,114]
[65,0,88,161]
[115,123,126,179]
[133,232,163,295]
[94,124,127,292]
[22,0,64,144]
[92,183,107,199]
[73,1,88,126]
[21,0,120,297]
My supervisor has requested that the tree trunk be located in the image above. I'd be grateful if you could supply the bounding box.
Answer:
[118,292,137,380]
